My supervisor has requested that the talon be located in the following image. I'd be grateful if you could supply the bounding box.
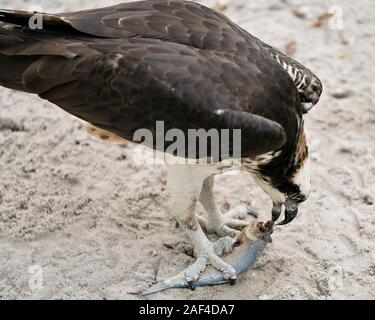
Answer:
[199,206,254,237]
[187,281,196,291]
[233,239,242,248]
[140,223,271,296]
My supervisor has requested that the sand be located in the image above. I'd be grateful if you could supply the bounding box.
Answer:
[0,0,374,300]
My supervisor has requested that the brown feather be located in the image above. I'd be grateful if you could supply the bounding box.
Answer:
[0,0,318,160]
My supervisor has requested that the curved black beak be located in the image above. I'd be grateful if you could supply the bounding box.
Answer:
[278,199,298,225]
[271,200,299,225]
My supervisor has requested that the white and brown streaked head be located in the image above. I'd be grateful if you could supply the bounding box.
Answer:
[299,77,323,113]
[250,123,310,225]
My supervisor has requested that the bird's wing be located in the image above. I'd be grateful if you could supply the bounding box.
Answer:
[0,0,301,158]
[1,0,320,107]
[0,1,261,51]
[60,0,261,50]
[55,0,318,113]
[0,30,287,158]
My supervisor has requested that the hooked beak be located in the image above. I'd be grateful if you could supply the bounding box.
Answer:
[272,199,299,225]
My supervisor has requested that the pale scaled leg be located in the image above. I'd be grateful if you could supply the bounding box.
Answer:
[198,176,258,237]
[167,164,237,284]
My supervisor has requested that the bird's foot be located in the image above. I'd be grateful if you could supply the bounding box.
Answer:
[138,221,274,297]
[139,236,235,296]
[183,236,236,287]
[198,206,259,238]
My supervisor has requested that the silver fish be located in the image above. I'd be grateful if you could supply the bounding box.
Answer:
[139,220,274,297]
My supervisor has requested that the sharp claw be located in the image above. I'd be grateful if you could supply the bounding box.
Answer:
[140,222,272,296]
[187,281,196,291]
[272,203,282,222]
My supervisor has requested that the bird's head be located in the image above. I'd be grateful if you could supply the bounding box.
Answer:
[270,154,310,225]
[252,124,310,225]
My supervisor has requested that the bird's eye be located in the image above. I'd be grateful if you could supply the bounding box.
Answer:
[293,193,307,203]
[296,196,307,203]
[288,190,307,203]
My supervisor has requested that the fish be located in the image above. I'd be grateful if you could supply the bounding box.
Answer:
[139,220,274,297]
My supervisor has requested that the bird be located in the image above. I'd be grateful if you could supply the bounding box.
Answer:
[0,0,322,286]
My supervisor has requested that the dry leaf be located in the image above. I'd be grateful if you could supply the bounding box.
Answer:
[292,7,308,19]
[332,51,347,59]
[312,12,334,28]
[214,0,230,12]
[330,88,353,99]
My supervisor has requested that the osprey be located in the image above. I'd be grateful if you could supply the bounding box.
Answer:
[0,0,322,286]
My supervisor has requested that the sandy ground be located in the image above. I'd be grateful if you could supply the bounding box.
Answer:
[0,0,374,300]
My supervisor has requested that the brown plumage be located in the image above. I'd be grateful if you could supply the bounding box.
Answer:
[0,0,322,161]
[0,0,324,289]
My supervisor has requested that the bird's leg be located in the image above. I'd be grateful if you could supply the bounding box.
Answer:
[166,164,237,284]
[198,176,258,237]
